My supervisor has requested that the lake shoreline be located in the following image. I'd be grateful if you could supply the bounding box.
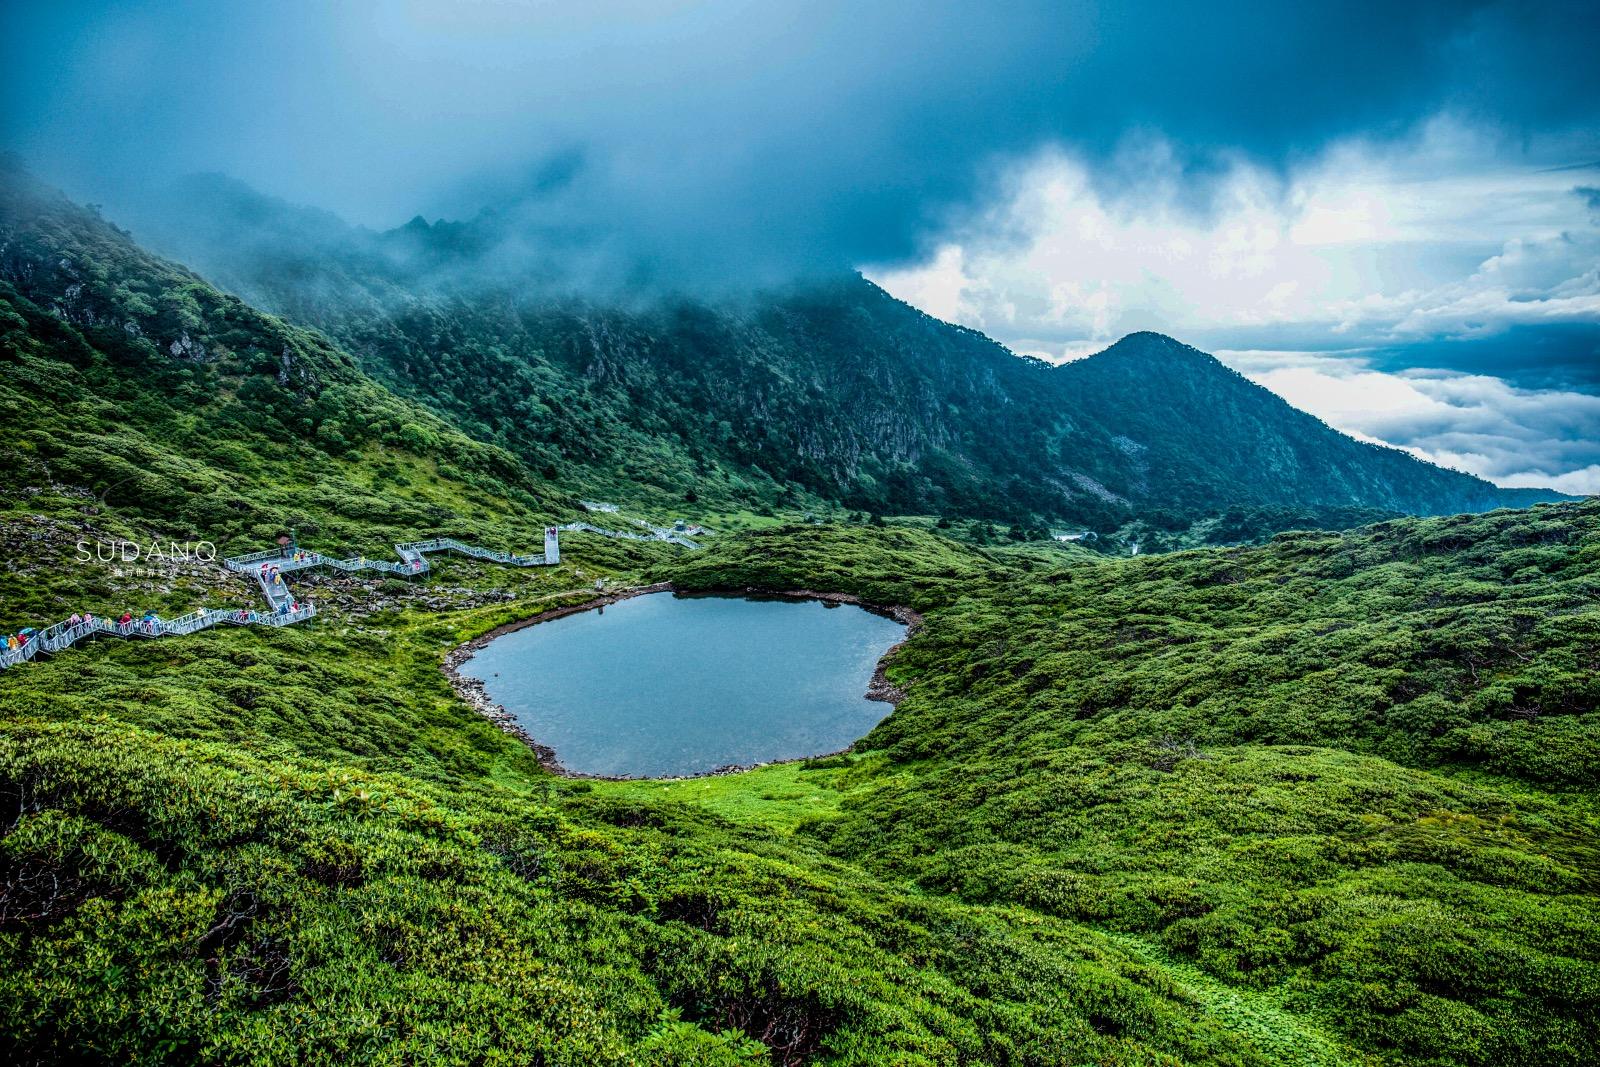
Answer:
[441,583,921,782]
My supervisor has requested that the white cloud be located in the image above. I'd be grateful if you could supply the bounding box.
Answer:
[1214,350,1600,492]
[869,119,1598,352]
[1504,466,1600,495]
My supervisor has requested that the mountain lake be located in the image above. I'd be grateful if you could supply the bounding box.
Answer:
[459,592,908,777]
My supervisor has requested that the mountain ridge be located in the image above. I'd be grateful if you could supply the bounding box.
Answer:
[1052,329,1557,517]
[22,166,1574,532]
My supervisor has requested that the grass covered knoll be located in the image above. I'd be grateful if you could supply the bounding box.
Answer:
[673,507,1600,1064]
[3,718,1377,1066]
[668,522,1018,612]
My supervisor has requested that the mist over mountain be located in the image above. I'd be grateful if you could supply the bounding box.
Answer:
[118,172,662,306]
[104,171,1566,533]
[10,2,1598,293]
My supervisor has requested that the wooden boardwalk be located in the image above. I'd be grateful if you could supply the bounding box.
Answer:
[1,520,696,671]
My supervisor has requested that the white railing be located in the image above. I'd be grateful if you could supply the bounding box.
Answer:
[3,517,700,671]
[0,601,322,670]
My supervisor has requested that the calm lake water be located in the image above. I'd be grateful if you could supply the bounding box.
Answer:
[460,593,907,777]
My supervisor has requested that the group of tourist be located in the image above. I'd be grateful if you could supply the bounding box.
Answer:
[119,610,163,634]
[5,607,174,653]
[256,561,307,615]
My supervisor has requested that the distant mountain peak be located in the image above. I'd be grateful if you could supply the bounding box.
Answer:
[1092,331,1217,365]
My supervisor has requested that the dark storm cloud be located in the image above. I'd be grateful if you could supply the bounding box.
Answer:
[1363,326,1600,393]
[3,0,1598,286]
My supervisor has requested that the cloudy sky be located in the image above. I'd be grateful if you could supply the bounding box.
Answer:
[3,1,1597,490]
[869,120,1600,491]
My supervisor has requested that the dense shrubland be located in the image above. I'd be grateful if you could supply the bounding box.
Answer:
[3,509,1590,1064]
[673,509,1600,1064]
[0,686,1376,1065]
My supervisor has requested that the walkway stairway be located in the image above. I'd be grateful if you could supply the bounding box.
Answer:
[1,520,694,670]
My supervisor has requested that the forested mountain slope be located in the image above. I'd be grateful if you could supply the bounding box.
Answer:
[1052,332,1546,517]
[125,173,1565,528]
[0,159,577,554]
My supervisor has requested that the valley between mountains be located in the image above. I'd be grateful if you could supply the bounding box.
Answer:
[1,160,1596,1066]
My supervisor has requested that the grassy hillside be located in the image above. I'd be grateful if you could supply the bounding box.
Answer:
[0,160,571,555]
[3,506,1596,1064]
[673,510,1600,1063]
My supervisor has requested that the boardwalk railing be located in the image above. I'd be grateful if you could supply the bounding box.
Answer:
[0,603,316,670]
[2,519,698,671]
